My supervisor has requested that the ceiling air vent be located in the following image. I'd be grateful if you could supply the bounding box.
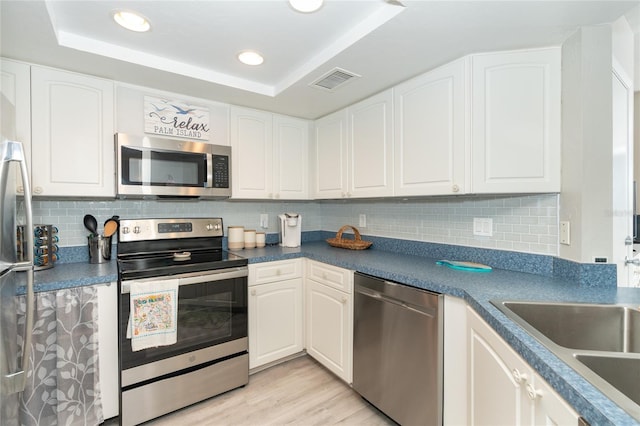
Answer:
[310,67,361,92]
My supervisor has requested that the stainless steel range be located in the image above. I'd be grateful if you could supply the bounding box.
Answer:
[116,218,248,426]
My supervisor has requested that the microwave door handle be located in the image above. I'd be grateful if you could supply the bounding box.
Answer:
[206,153,213,188]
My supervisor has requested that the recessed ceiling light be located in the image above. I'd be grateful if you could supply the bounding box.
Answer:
[289,0,324,13]
[113,10,150,32]
[237,50,264,66]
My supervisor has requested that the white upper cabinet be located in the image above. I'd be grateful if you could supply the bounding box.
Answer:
[1,59,31,150]
[394,58,467,196]
[313,109,349,199]
[273,114,309,199]
[313,47,560,199]
[230,106,309,199]
[31,66,115,197]
[230,106,273,199]
[347,89,394,197]
[1,59,31,193]
[471,48,561,193]
[313,89,393,199]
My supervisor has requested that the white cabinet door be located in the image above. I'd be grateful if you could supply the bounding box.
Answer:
[1,59,31,194]
[394,58,467,196]
[305,278,352,383]
[96,283,118,420]
[273,114,309,200]
[230,106,273,199]
[1,59,31,155]
[348,89,394,197]
[532,373,581,426]
[467,306,579,425]
[467,306,534,425]
[31,66,115,197]
[249,278,304,369]
[312,109,348,199]
[471,48,561,193]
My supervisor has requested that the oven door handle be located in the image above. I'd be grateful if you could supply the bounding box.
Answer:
[121,267,248,294]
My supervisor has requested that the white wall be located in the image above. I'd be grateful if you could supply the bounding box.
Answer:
[560,25,614,264]
[115,84,231,146]
[636,91,640,214]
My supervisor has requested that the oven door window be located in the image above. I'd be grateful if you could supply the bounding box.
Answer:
[120,276,247,370]
[121,146,207,187]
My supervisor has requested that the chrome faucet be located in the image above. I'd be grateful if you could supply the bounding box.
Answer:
[624,257,640,266]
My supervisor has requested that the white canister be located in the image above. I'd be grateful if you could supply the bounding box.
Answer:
[228,226,244,250]
[244,229,256,249]
[256,232,266,248]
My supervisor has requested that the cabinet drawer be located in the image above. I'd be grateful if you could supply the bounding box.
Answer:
[249,259,302,286]
[306,259,353,293]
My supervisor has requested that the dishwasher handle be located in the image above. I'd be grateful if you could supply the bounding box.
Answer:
[355,284,438,318]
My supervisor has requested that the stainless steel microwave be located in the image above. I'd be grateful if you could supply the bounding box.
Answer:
[115,133,231,199]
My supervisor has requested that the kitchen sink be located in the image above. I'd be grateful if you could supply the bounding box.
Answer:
[573,354,640,406]
[492,300,640,422]
[501,301,640,353]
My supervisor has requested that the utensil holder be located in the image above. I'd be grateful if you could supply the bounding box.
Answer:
[88,235,112,264]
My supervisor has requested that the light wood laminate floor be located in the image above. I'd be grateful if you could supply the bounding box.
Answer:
[112,355,396,426]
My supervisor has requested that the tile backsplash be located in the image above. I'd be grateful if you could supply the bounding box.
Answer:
[320,194,559,256]
[30,193,559,256]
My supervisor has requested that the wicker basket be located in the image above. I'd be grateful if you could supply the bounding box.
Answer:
[326,225,372,250]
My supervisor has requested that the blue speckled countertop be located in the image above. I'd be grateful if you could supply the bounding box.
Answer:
[30,260,117,293]
[29,241,640,425]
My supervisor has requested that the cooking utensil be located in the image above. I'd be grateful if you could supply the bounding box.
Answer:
[104,215,119,226]
[103,219,118,238]
[83,214,98,235]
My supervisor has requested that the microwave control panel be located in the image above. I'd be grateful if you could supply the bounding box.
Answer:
[212,155,229,188]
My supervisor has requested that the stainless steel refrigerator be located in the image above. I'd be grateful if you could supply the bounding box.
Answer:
[0,140,34,426]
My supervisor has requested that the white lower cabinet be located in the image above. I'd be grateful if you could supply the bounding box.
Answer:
[305,259,353,383]
[466,306,579,425]
[96,283,119,420]
[248,259,304,369]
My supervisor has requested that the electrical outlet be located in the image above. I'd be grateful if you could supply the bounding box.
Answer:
[359,214,366,228]
[260,214,268,229]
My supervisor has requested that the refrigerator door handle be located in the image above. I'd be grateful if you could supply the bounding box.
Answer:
[1,140,34,394]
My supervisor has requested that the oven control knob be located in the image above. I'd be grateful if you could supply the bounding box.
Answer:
[133,226,141,234]
[122,226,130,234]
[206,223,221,231]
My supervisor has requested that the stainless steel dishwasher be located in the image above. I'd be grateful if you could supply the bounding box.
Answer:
[353,272,443,425]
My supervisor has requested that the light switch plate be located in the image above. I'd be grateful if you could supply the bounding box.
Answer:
[560,221,570,245]
[359,214,366,228]
[473,218,493,237]
[260,214,268,229]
